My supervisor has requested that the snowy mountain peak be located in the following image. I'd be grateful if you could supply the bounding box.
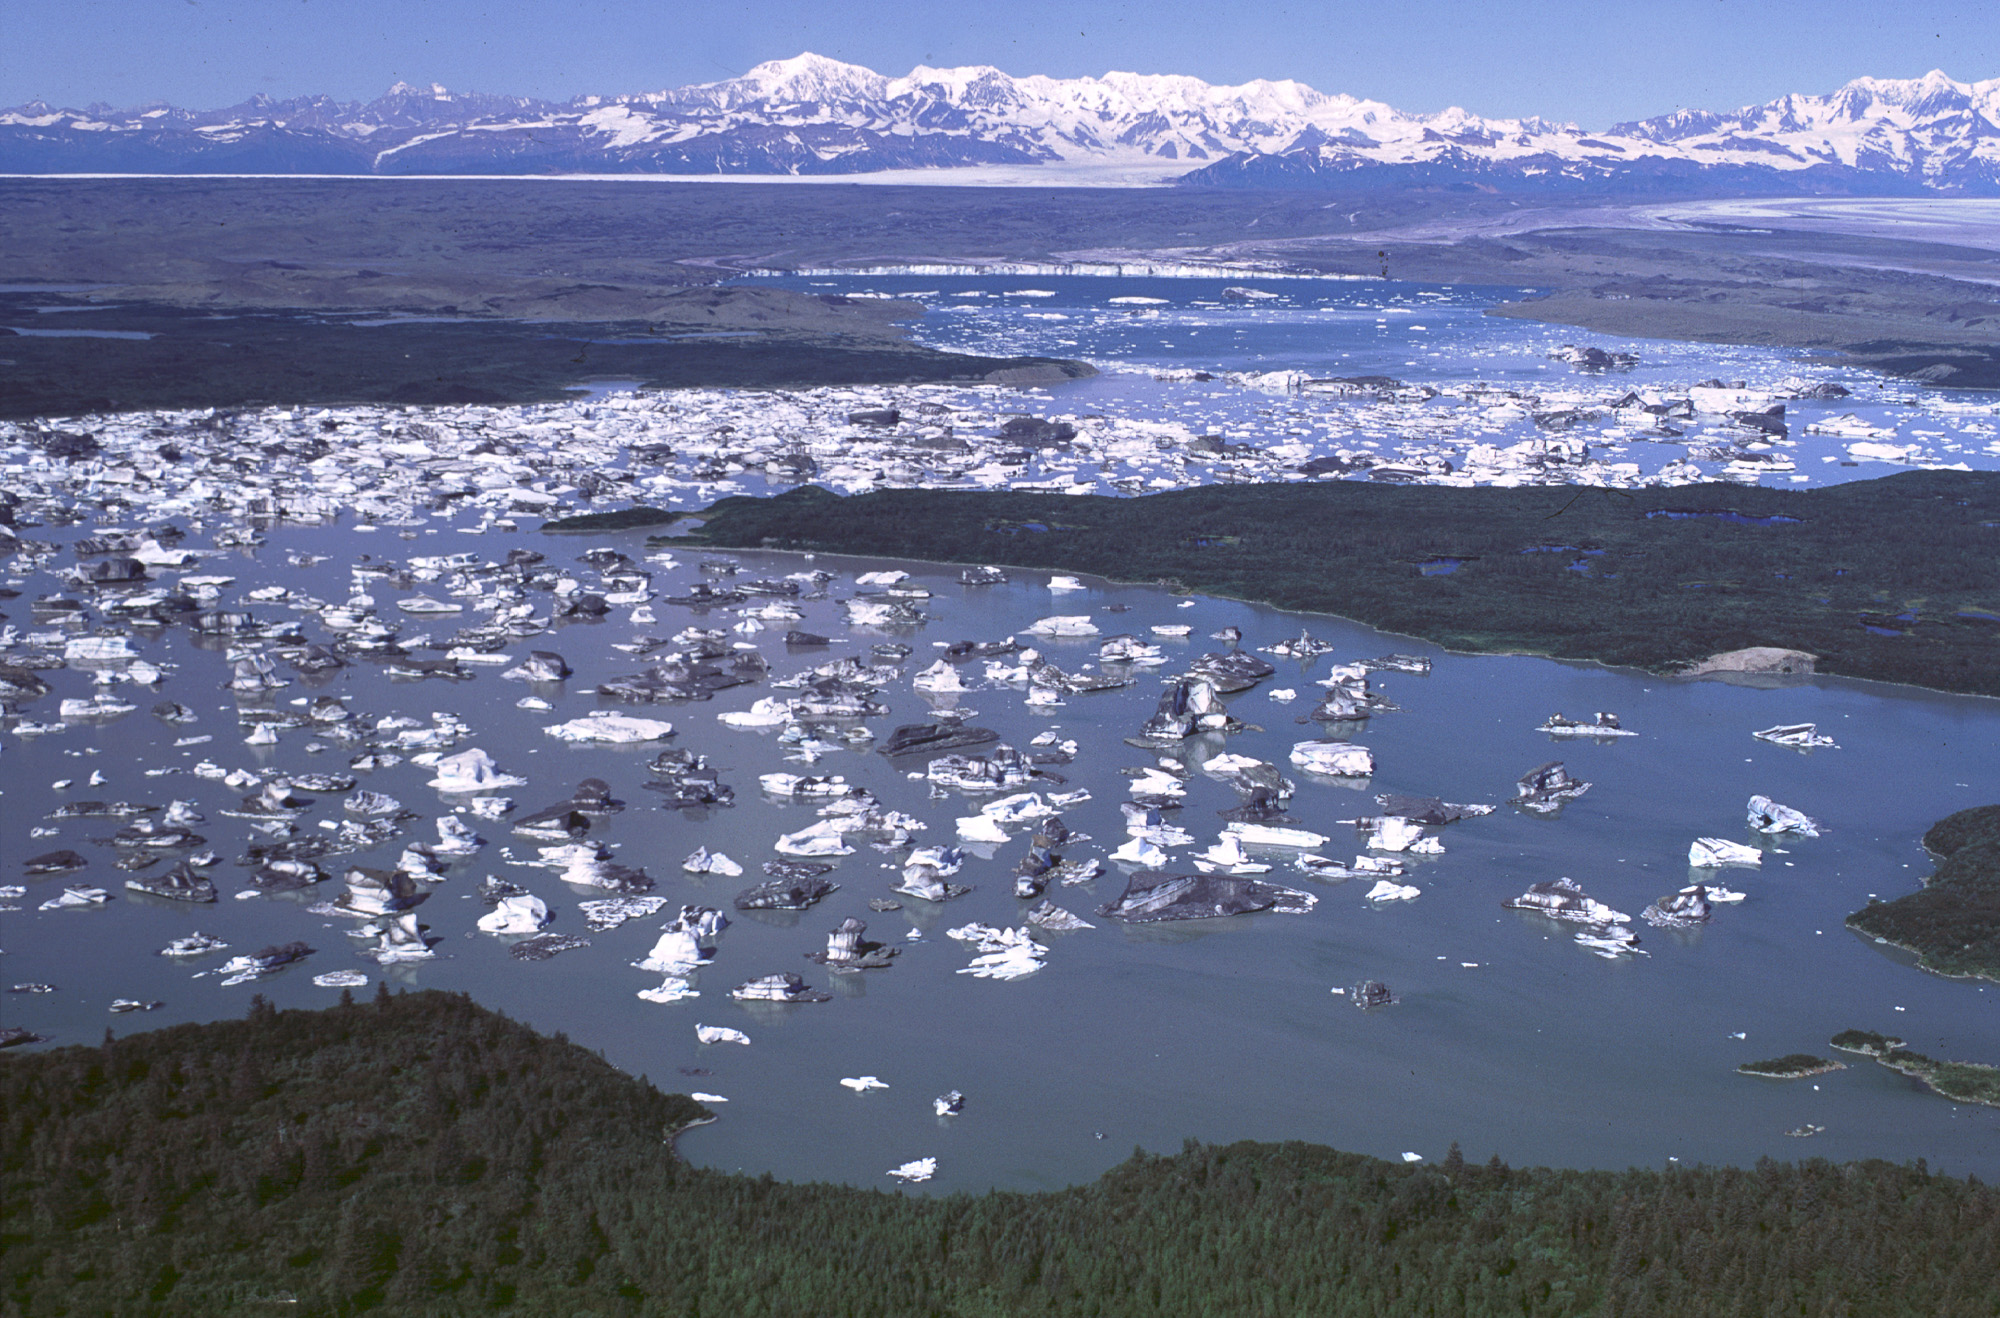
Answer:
[4,57,1998,192]
[724,53,891,105]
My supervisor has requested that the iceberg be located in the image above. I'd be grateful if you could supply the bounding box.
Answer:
[1752,722,1838,750]
[478,894,550,934]
[1511,761,1591,813]
[428,748,527,793]
[546,711,674,743]
[1503,877,1630,927]
[729,972,832,1003]
[1096,871,1315,923]
[1366,879,1421,902]
[696,1025,750,1046]
[1537,711,1636,738]
[1747,795,1819,838]
[1688,837,1763,868]
[947,923,1048,980]
[1226,821,1329,849]
[1023,615,1098,637]
[1296,744,1376,772]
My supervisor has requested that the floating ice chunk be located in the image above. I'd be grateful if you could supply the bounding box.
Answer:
[545,711,674,743]
[913,659,973,693]
[578,896,669,931]
[1151,624,1193,636]
[1688,837,1763,868]
[1023,615,1098,636]
[855,571,909,586]
[39,886,111,910]
[948,924,1048,980]
[956,815,1012,843]
[683,847,744,876]
[1537,712,1636,738]
[888,1157,937,1183]
[1574,927,1647,958]
[1290,741,1374,777]
[396,595,464,615]
[1847,441,1918,463]
[720,697,793,728]
[775,821,856,857]
[729,972,831,1002]
[1109,837,1169,867]
[1025,900,1094,931]
[160,932,229,957]
[1503,878,1630,927]
[635,929,707,974]
[1047,576,1084,592]
[1511,761,1591,812]
[696,1025,750,1046]
[64,636,139,664]
[313,970,368,988]
[477,894,550,934]
[428,748,527,793]
[638,979,699,1004]
[1227,821,1329,849]
[1366,880,1421,902]
[1193,832,1271,874]
[370,911,436,963]
[840,1075,890,1092]
[1752,723,1837,750]
[1747,795,1819,837]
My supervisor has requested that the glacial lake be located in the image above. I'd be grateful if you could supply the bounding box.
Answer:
[4,524,1997,1194]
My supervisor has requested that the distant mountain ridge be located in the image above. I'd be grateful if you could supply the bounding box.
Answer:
[3,53,1997,193]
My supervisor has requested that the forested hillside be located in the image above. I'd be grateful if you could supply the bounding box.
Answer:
[5,991,1998,1316]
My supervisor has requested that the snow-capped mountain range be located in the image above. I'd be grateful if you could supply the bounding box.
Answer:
[4,53,1997,193]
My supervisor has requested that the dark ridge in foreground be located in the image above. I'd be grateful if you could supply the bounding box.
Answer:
[1849,804,2000,982]
[6,993,1999,1317]
[679,471,2000,698]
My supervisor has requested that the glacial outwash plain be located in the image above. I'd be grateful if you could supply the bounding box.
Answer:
[5,56,2000,1316]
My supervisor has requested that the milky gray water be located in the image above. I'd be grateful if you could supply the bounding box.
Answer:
[4,521,1996,1194]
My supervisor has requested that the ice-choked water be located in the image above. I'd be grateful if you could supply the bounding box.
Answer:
[2,521,1996,1193]
[758,271,2000,489]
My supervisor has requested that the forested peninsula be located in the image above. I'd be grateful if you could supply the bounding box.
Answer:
[670,470,2000,697]
[1850,803,2000,983]
[5,991,1999,1317]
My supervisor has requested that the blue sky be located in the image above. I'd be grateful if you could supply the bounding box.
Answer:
[5,0,1995,124]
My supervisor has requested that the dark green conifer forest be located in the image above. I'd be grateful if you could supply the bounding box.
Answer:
[5,990,1998,1317]
[669,470,2000,697]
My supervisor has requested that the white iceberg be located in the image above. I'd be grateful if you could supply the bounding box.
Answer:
[1290,741,1375,777]
[428,748,527,793]
[1688,837,1763,868]
[477,894,550,934]
[1023,615,1099,636]
[696,1025,750,1046]
[1226,821,1329,849]
[1366,879,1421,902]
[546,711,675,743]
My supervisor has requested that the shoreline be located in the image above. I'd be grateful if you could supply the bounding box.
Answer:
[670,476,2000,701]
